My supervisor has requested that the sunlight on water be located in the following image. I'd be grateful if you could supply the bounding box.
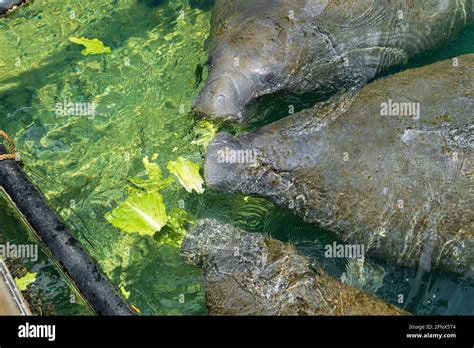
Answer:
[0,0,472,315]
[0,0,211,315]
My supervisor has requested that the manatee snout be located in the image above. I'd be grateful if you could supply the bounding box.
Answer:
[204,132,255,191]
[193,75,245,122]
[193,45,253,122]
[193,40,283,122]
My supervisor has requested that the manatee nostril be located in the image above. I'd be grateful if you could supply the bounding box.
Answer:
[260,72,277,85]
[217,94,225,104]
[194,74,248,121]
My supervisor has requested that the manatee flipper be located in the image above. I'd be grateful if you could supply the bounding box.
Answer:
[344,46,409,78]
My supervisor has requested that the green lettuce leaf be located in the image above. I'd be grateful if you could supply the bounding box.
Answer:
[120,286,131,300]
[15,272,37,291]
[154,208,193,248]
[128,156,174,192]
[191,120,217,148]
[167,157,204,194]
[105,157,197,247]
[69,36,111,56]
[105,191,168,236]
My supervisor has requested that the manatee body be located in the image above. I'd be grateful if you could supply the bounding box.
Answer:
[181,219,407,315]
[193,0,472,122]
[205,55,474,276]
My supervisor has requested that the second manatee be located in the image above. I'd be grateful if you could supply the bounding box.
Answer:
[182,219,407,315]
[205,55,474,276]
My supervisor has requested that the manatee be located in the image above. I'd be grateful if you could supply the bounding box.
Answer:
[204,55,474,276]
[181,219,407,315]
[193,0,473,122]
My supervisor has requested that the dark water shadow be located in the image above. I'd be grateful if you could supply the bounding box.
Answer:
[378,261,474,315]
[382,22,474,76]
[243,89,338,131]
[138,0,214,11]
[189,0,214,12]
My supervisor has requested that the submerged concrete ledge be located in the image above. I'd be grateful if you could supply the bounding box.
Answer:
[0,259,31,315]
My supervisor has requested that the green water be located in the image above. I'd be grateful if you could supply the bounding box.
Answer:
[0,0,472,315]
[0,190,92,315]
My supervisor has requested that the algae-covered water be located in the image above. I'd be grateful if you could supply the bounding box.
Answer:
[0,0,472,315]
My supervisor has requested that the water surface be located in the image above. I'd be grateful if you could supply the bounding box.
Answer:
[0,0,472,315]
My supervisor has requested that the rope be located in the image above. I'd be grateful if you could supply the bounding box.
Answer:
[0,130,17,161]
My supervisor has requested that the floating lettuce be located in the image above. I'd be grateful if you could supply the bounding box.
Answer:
[105,190,168,236]
[69,36,111,56]
[167,157,204,194]
[128,156,174,192]
[15,272,37,291]
[120,286,131,300]
[191,120,217,148]
[154,208,193,248]
[105,156,195,247]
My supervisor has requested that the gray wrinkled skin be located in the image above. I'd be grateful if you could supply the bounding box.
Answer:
[181,219,407,315]
[193,0,472,122]
[205,55,474,276]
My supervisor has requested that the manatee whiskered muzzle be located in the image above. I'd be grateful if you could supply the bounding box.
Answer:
[204,132,259,192]
[192,74,247,122]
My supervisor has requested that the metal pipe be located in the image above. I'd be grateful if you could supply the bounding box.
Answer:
[0,145,134,315]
